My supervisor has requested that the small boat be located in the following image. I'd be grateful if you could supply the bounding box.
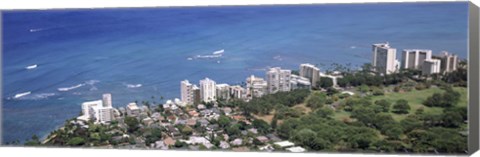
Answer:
[14,91,31,99]
[25,64,38,70]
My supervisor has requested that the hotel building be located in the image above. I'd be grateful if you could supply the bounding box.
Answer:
[299,63,320,87]
[372,42,398,75]
[180,80,194,105]
[401,49,432,70]
[422,59,442,75]
[229,85,246,99]
[246,75,268,98]
[438,51,459,73]
[102,93,112,107]
[78,94,115,124]
[290,74,311,90]
[216,84,230,100]
[266,67,292,94]
[199,77,217,103]
[192,85,201,105]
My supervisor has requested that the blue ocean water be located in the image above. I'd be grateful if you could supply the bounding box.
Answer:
[1,2,468,143]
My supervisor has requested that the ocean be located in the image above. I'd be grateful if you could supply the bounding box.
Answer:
[1,2,468,144]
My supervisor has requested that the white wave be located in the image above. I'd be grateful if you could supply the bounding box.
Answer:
[12,92,56,100]
[25,64,38,70]
[24,93,56,100]
[85,80,100,85]
[14,91,31,99]
[350,46,357,49]
[126,84,142,88]
[273,55,283,61]
[58,84,84,92]
[193,49,225,59]
[212,49,224,55]
[29,28,44,32]
[187,57,193,60]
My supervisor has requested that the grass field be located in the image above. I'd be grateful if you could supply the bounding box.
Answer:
[254,86,468,123]
[369,86,468,121]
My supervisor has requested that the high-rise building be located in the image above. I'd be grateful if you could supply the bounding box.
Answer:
[246,75,268,98]
[372,42,398,75]
[216,84,230,100]
[102,93,112,107]
[199,78,216,103]
[192,85,201,105]
[79,94,115,123]
[401,49,432,70]
[81,100,103,117]
[90,106,114,123]
[438,51,458,73]
[229,85,245,99]
[180,80,194,105]
[299,63,320,87]
[290,74,311,90]
[422,59,442,75]
[266,67,292,94]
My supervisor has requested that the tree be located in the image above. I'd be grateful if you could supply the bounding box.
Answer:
[217,115,231,128]
[181,126,193,135]
[271,117,278,129]
[226,124,241,136]
[124,116,140,133]
[306,92,326,109]
[318,77,334,89]
[351,106,375,126]
[24,134,41,146]
[67,137,85,146]
[382,124,404,140]
[252,119,270,134]
[442,110,464,128]
[371,86,384,96]
[374,99,391,112]
[400,116,423,133]
[291,129,317,149]
[392,99,410,114]
[423,89,461,108]
[315,107,334,119]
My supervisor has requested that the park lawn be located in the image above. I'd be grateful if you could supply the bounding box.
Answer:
[333,110,352,122]
[253,111,275,124]
[370,86,468,121]
[292,103,313,114]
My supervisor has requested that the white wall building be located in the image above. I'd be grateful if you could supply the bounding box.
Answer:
[246,75,268,98]
[102,93,112,108]
[78,94,114,124]
[290,74,311,90]
[89,105,114,123]
[229,85,246,99]
[199,77,216,103]
[216,83,230,100]
[439,51,459,73]
[372,42,398,75]
[81,100,103,119]
[299,63,320,87]
[266,67,292,94]
[180,80,194,105]
[126,102,141,116]
[401,49,432,70]
[422,59,442,75]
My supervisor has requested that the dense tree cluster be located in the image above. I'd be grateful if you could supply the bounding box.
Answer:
[423,87,461,108]
[237,89,310,116]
